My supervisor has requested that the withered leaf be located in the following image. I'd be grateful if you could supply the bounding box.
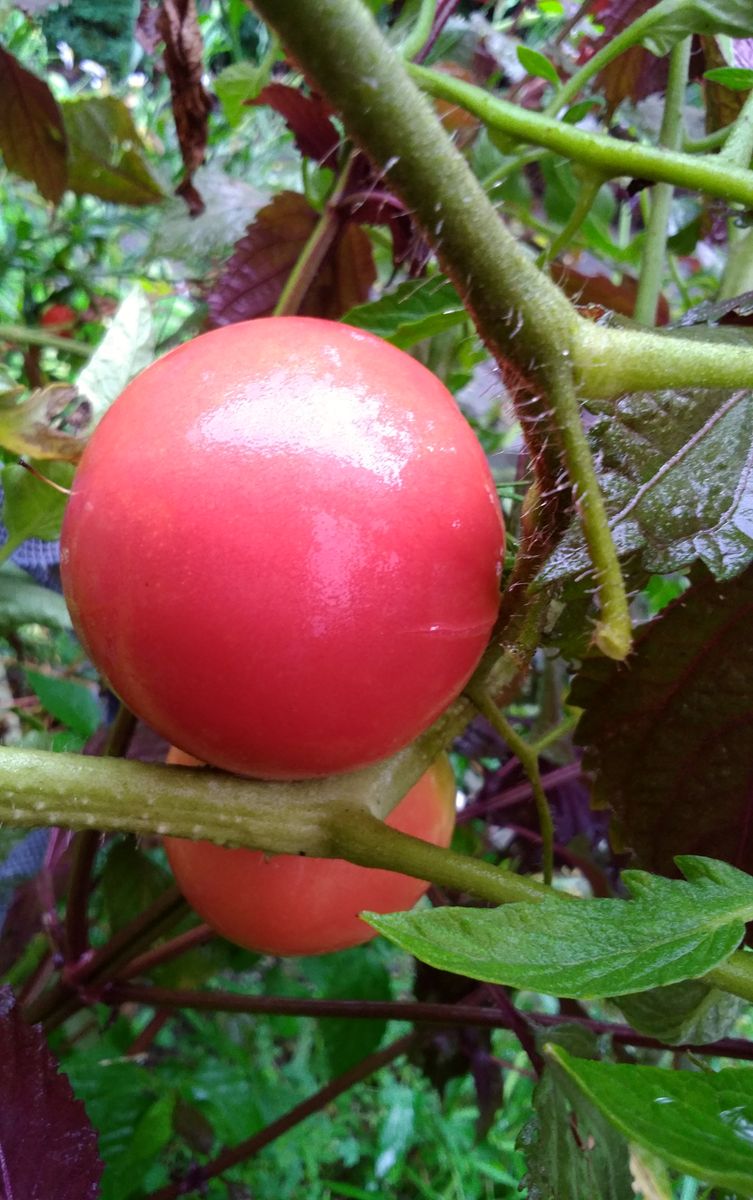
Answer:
[158,0,213,214]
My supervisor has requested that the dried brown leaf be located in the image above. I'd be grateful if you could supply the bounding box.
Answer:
[158,0,212,214]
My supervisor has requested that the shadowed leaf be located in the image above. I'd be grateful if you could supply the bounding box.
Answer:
[0,986,103,1199]
[0,46,67,203]
[572,565,753,873]
[615,977,741,1045]
[61,96,166,205]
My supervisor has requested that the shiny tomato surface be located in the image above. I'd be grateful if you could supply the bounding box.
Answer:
[61,317,504,778]
[164,747,457,956]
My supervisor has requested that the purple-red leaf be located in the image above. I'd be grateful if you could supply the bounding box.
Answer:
[207,190,375,325]
[252,83,340,168]
[572,564,753,875]
[158,0,212,214]
[0,46,67,203]
[0,987,102,1198]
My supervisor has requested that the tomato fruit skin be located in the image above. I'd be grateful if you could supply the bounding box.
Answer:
[61,316,504,778]
[163,747,457,956]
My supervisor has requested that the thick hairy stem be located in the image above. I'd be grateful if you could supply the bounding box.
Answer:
[253,1,576,471]
[252,0,630,656]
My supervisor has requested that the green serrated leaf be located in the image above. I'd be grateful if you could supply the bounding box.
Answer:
[342,278,467,349]
[703,66,753,90]
[516,45,559,86]
[364,857,753,1000]
[24,668,102,738]
[61,95,166,206]
[548,1046,753,1192]
[642,0,753,57]
[76,287,155,426]
[2,461,74,548]
[0,568,72,633]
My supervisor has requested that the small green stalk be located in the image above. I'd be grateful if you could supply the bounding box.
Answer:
[540,170,607,265]
[718,88,753,168]
[541,358,632,659]
[706,952,753,1005]
[398,0,436,60]
[633,38,691,327]
[542,0,689,117]
[273,152,356,316]
[468,685,555,885]
[0,324,91,357]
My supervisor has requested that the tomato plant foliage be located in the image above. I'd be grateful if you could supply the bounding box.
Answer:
[2,1,753,1198]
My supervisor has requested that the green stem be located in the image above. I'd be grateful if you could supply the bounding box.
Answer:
[718,88,753,168]
[540,170,607,265]
[706,951,753,1004]
[633,38,691,327]
[408,63,753,209]
[718,225,753,301]
[571,321,753,398]
[541,0,684,117]
[254,0,576,387]
[399,0,436,60]
[328,805,552,903]
[468,686,554,885]
[530,712,579,756]
[682,123,734,154]
[0,324,92,357]
[273,152,355,316]
[542,357,632,659]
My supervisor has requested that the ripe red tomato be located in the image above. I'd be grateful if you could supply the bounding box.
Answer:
[40,304,76,336]
[163,746,457,956]
[61,317,504,778]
